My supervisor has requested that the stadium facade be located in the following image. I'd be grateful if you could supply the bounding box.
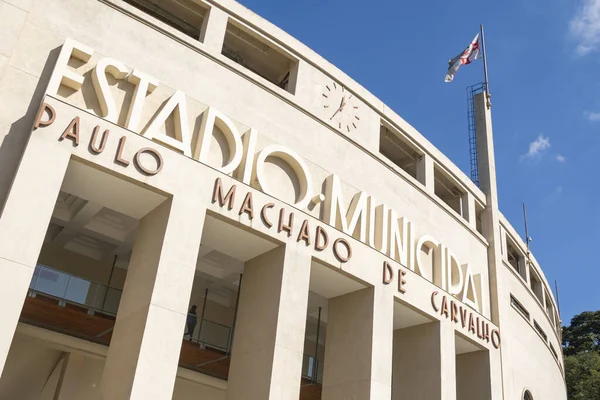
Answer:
[0,0,566,399]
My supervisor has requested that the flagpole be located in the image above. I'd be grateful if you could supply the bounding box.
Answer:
[480,24,491,108]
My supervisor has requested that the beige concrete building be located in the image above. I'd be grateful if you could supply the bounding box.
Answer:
[0,0,565,399]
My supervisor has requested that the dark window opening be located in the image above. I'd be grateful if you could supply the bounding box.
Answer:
[222,20,297,93]
[534,320,548,342]
[379,124,420,179]
[510,295,530,320]
[434,166,465,217]
[530,271,544,304]
[124,0,208,40]
[506,236,528,281]
[550,344,558,360]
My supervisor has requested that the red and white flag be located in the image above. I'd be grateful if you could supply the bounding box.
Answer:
[445,34,481,82]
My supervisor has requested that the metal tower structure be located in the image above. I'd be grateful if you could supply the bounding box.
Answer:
[466,82,486,187]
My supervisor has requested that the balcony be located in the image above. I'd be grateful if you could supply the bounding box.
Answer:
[21,265,324,398]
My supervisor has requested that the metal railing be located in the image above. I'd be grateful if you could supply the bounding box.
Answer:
[28,264,122,316]
[185,316,232,353]
[29,265,326,384]
[301,354,324,384]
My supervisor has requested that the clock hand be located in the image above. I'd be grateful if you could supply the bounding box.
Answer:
[339,94,352,112]
[330,96,346,120]
[330,108,341,120]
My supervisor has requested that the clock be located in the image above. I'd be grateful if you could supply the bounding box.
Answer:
[322,81,360,133]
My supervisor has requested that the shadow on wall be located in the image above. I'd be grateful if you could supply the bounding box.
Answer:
[0,46,61,218]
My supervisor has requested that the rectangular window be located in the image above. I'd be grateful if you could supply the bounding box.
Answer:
[124,0,209,40]
[545,291,555,325]
[534,320,548,342]
[530,270,544,304]
[550,343,558,360]
[222,20,298,93]
[434,166,465,218]
[379,123,420,179]
[510,295,530,320]
[556,310,562,338]
[506,238,522,274]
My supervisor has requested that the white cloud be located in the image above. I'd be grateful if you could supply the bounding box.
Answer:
[556,154,566,162]
[569,0,600,56]
[584,111,600,121]
[522,135,551,161]
[546,186,564,203]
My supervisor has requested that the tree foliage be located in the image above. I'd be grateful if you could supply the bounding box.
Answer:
[563,311,600,399]
[563,311,600,356]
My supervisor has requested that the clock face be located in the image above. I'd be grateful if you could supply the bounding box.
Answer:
[322,81,360,133]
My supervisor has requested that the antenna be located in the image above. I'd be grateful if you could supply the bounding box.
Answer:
[554,280,562,318]
[523,203,532,266]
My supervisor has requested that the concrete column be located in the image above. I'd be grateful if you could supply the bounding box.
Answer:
[475,91,510,398]
[322,286,393,400]
[462,192,477,229]
[499,225,507,261]
[456,351,492,400]
[416,154,435,193]
[200,6,229,53]
[0,138,70,377]
[99,197,206,400]
[392,321,456,400]
[227,244,312,400]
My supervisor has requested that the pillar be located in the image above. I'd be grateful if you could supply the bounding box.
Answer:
[322,286,393,399]
[461,192,476,229]
[475,90,510,399]
[99,197,206,400]
[392,321,456,400]
[0,138,70,377]
[200,6,229,53]
[416,153,435,193]
[226,244,312,400]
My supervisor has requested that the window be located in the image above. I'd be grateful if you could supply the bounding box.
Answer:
[524,390,533,400]
[550,343,558,360]
[545,291,555,325]
[529,270,544,304]
[434,166,465,218]
[506,237,526,280]
[534,320,548,342]
[510,295,530,320]
[222,20,298,93]
[379,123,420,179]
[124,0,209,39]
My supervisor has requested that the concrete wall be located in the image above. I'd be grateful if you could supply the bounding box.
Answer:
[456,351,491,400]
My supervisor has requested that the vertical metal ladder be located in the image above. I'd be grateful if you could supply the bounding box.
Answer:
[466,83,486,188]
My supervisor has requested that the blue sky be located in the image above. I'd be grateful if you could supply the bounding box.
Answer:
[238,0,599,325]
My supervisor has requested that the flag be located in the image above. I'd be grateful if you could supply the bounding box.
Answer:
[445,34,481,83]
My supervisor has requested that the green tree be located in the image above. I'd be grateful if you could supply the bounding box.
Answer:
[563,311,600,356]
[563,311,600,399]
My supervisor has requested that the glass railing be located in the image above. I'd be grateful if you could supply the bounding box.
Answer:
[29,264,122,315]
[301,354,324,384]
[185,317,232,353]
